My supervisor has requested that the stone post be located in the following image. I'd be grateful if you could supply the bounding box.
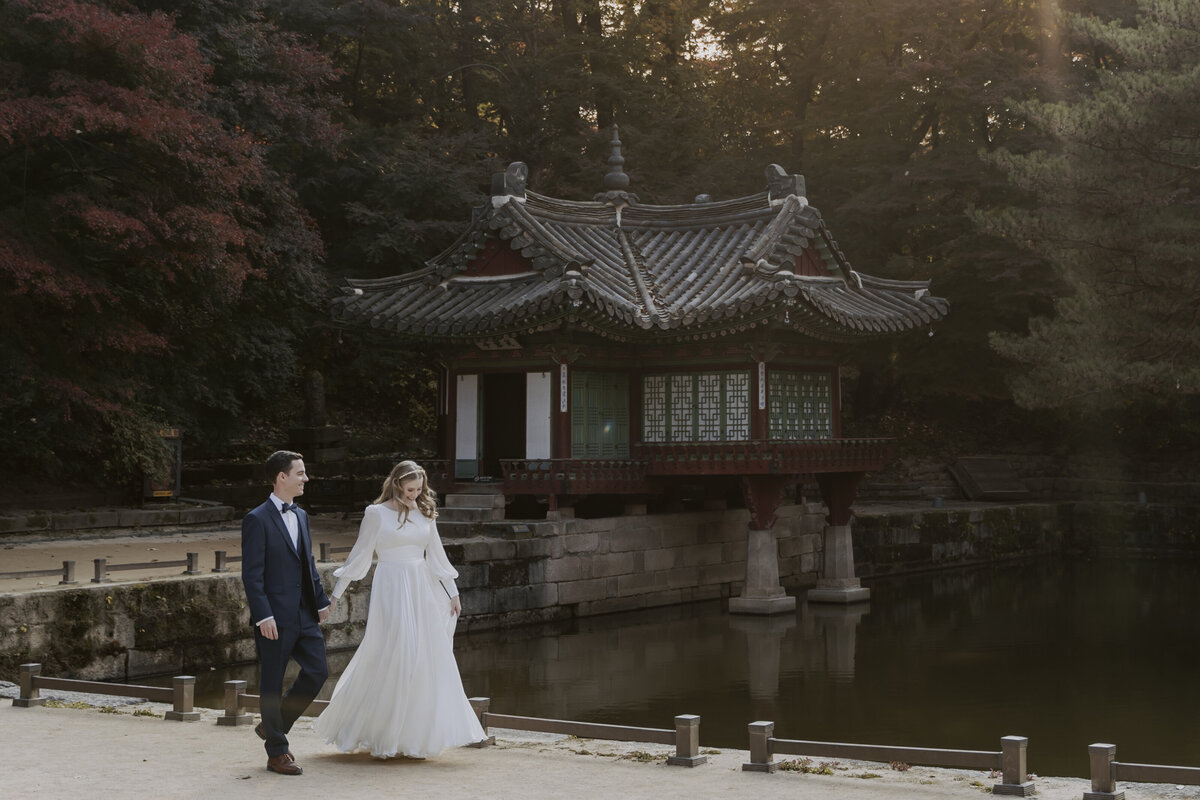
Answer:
[730,475,797,615]
[806,523,870,604]
[164,675,200,722]
[729,528,797,615]
[216,680,253,726]
[1083,743,1125,800]
[468,697,495,746]
[14,663,45,708]
[993,735,1036,796]
[742,720,777,772]
[666,714,706,766]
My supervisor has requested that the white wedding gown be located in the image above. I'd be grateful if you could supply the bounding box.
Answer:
[313,503,486,758]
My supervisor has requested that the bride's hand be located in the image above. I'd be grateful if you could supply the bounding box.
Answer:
[450,596,462,616]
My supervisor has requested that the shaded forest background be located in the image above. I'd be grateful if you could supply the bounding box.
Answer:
[2,0,1198,497]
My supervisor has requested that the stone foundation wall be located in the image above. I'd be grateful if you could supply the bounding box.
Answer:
[448,503,826,632]
[852,503,1071,578]
[4,501,1196,683]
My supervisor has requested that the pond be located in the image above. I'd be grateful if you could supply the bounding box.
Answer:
[182,557,1200,778]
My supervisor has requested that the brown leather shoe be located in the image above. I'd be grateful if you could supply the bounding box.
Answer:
[267,753,302,775]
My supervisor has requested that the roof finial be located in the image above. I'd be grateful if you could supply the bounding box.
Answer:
[594,125,639,211]
[603,125,630,191]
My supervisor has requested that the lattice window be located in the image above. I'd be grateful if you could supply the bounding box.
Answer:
[768,370,833,440]
[642,375,666,443]
[669,375,693,442]
[642,371,751,442]
[696,373,722,441]
[725,372,750,441]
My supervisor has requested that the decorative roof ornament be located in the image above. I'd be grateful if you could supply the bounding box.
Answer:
[491,161,528,205]
[766,164,806,206]
[594,126,639,219]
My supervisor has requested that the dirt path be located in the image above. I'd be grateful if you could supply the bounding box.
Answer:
[0,700,1123,800]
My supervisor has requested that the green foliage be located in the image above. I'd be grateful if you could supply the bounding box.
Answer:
[980,0,1200,411]
[0,0,340,484]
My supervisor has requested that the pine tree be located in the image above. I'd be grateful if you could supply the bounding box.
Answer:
[981,0,1200,410]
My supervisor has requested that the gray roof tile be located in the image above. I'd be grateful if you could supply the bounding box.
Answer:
[333,175,949,343]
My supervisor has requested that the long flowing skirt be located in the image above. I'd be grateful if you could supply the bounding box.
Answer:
[313,558,485,758]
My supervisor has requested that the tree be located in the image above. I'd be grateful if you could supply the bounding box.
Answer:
[0,0,337,485]
[980,0,1200,412]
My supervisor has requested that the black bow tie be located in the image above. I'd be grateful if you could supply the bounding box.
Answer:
[280,502,298,513]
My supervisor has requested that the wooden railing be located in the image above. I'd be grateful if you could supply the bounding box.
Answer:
[499,458,657,495]
[634,438,894,476]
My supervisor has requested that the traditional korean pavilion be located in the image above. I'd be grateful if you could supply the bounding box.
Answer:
[332,128,948,612]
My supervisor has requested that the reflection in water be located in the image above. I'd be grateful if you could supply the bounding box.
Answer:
[183,558,1200,778]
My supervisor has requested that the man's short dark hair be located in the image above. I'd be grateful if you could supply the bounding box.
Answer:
[266,450,303,483]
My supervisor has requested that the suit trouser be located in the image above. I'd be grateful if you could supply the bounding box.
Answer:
[255,613,329,758]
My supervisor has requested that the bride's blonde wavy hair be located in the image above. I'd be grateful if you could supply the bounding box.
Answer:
[374,460,438,523]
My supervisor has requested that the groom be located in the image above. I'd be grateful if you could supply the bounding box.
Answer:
[241,450,335,775]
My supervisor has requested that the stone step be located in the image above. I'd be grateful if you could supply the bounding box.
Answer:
[445,493,505,510]
[436,520,483,539]
[438,506,505,523]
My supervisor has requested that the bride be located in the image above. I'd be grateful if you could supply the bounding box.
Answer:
[313,460,485,758]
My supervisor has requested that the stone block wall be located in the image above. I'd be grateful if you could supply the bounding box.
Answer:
[852,503,1069,578]
[7,500,1196,683]
[448,502,826,632]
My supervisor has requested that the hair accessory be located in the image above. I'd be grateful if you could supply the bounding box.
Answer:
[396,468,425,482]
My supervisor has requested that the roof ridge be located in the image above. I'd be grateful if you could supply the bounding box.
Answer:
[615,227,663,328]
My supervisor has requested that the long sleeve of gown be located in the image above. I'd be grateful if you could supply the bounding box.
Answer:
[331,504,382,599]
[425,518,459,598]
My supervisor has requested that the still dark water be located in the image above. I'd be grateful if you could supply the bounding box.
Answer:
[178,558,1200,778]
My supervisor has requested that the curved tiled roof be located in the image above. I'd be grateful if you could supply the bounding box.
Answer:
[333,170,949,344]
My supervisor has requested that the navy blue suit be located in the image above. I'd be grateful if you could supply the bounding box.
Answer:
[241,498,330,758]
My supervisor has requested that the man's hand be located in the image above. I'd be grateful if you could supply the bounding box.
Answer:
[319,597,337,622]
[259,618,279,640]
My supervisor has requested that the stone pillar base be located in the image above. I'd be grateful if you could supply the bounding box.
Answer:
[807,585,871,604]
[729,595,797,615]
[216,713,253,726]
[994,782,1037,797]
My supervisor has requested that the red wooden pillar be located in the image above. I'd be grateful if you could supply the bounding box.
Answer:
[751,361,770,440]
[553,362,571,459]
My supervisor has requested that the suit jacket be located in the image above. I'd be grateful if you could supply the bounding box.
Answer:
[241,499,330,629]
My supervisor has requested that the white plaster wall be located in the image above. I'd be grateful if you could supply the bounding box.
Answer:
[526,371,552,459]
[455,374,478,460]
